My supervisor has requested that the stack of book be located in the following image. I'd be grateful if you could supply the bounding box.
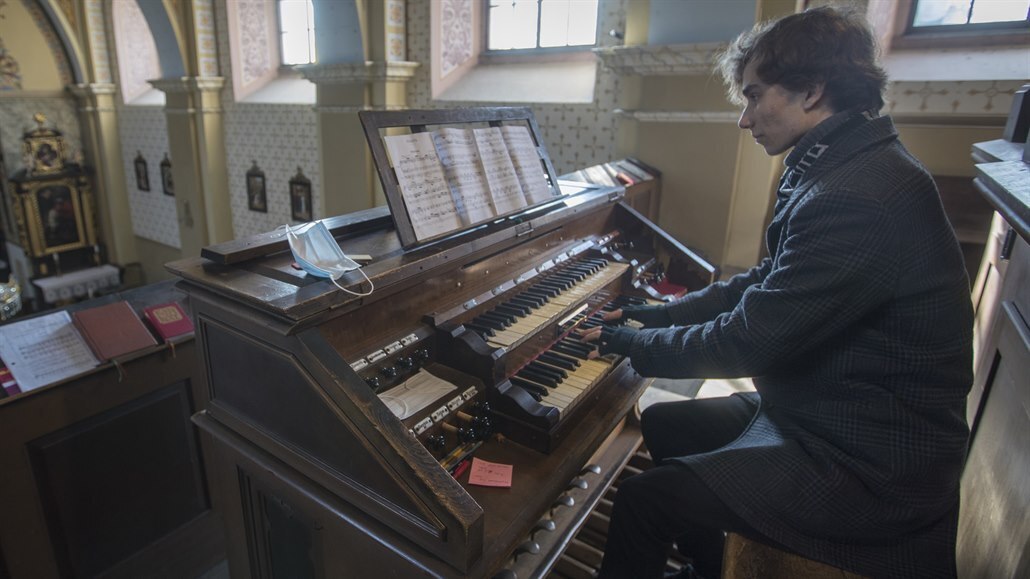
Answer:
[0,300,193,395]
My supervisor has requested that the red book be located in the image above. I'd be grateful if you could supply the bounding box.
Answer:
[143,302,194,341]
[71,301,158,363]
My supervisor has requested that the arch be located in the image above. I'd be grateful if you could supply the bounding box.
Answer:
[314,0,365,63]
[136,0,185,77]
[32,0,83,84]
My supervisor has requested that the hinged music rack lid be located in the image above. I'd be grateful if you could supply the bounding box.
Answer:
[359,107,563,249]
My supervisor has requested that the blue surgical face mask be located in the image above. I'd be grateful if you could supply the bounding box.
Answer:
[285,222,374,296]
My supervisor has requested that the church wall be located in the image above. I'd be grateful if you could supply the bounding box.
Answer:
[0,0,80,170]
[214,0,321,240]
[115,105,179,249]
[405,0,627,176]
[0,0,67,92]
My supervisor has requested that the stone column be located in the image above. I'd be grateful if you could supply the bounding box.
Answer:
[298,61,418,217]
[68,82,139,266]
[150,77,232,258]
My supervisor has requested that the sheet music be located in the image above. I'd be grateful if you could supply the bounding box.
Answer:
[383,132,466,240]
[0,310,99,392]
[378,369,458,420]
[501,125,554,205]
[431,128,495,224]
[473,127,528,215]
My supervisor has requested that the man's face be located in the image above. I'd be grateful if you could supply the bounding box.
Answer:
[737,60,828,156]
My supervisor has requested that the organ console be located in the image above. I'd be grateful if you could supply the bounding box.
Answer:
[168,108,716,578]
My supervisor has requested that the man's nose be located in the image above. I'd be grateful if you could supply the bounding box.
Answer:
[738,110,752,130]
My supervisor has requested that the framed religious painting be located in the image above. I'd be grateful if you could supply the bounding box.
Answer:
[160,153,174,196]
[134,151,150,191]
[246,161,267,212]
[23,113,66,176]
[289,167,312,222]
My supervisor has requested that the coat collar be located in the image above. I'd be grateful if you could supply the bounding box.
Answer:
[779,108,897,194]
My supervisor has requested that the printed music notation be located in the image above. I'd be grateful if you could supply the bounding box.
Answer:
[383,132,465,240]
[0,310,99,392]
[473,127,527,215]
[383,123,557,242]
[500,125,553,205]
[431,128,496,224]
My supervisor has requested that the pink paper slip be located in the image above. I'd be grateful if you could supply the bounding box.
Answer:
[468,458,513,488]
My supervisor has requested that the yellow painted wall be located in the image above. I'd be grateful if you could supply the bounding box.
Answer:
[638,121,740,266]
[896,125,1005,177]
[0,0,65,91]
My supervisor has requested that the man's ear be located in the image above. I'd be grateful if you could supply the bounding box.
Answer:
[802,83,827,111]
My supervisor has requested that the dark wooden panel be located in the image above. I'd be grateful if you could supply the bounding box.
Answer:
[203,319,436,525]
[957,302,1030,579]
[27,382,208,578]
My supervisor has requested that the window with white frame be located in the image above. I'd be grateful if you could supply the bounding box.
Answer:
[909,0,1029,31]
[486,0,599,52]
[279,0,317,65]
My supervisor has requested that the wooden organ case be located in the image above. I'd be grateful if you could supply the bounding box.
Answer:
[169,108,715,578]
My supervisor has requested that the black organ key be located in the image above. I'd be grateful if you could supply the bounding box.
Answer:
[527,286,560,298]
[553,342,588,360]
[527,361,566,380]
[480,312,513,326]
[474,317,506,331]
[546,350,581,367]
[466,322,495,337]
[510,376,547,399]
[539,352,577,371]
[518,368,559,388]
[496,304,529,317]
[512,295,545,308]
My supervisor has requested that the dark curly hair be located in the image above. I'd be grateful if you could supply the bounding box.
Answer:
[717,6,888,112]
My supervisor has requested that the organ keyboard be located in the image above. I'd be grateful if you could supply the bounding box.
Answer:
[169,108,716,578]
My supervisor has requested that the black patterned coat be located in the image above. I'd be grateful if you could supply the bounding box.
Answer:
[606,110,973,578]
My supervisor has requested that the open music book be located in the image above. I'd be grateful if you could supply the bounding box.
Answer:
[384,125,553,242]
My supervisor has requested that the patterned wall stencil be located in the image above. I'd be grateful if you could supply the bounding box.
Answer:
[387,0,406,61]
[886,80,1027,118]
[439,0,473,77]
[193,0,219,77]
[224,104,321,238]
[112,0,160,103]
[117,105,180,248]
[84,0,112,83]
[236,0,274,88]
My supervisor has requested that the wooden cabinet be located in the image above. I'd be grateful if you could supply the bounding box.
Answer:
[957,138,1030,579]
[0,282,223,578]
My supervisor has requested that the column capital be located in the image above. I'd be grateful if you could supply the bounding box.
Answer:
[68,83,119,98]
[148,76,226,94]
[296,61,419,85]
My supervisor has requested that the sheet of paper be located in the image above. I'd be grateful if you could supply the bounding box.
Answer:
[0,310,99,392]
[378,369,458,420]
[468,457,513,488]
[473,127,527,215]
[431,128,495,224]
[501,125,554,205]
[383,132,466,240]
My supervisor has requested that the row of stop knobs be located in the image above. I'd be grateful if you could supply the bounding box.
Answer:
[364,348,430,390]
[426,402,494,454]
